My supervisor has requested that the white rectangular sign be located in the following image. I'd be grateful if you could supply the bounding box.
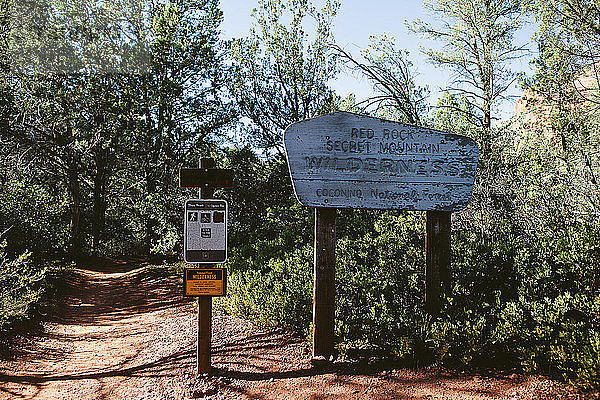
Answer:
[184,199,228,263]
[283,112,479,211]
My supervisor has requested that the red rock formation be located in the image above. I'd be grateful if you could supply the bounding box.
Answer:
[514,63,599,141]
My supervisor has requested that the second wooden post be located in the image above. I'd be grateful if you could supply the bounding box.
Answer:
[425,210,451,315]
[313,207,336,359]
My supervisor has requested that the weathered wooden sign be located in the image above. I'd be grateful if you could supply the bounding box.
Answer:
[184,199,228,263]
[283,112,479,211]
[184,268,227,296]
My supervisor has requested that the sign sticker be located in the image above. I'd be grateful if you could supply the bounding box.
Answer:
[184,199,228,263]
[184,268,227,296]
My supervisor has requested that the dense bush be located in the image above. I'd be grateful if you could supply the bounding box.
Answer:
[220,149,313,268]
[0,241,49,330]
[335,212,427,356]
[0,171,66,330]
[0,171,69,261]
[216,246,313,335]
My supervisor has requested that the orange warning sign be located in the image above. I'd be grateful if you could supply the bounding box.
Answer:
[184,268,227,296]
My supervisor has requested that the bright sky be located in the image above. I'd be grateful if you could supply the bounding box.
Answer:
[219,0,536,122]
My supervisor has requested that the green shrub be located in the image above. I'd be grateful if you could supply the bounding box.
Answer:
[0,241,48,330]
[0,173,69,261]
[217,246,313,335]
[336,211,428,358]
[221,204,600,389]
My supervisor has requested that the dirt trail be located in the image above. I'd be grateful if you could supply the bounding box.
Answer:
[0,261,592,400]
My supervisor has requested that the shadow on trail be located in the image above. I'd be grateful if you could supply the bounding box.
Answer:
[1,258,191,364]
[0,317,533,400]
[209,331,531,399]
[212,331,389,380]
[211,362,526,400]
[75,256,151,274]
[50,259,189,326]
[0,348,195,384]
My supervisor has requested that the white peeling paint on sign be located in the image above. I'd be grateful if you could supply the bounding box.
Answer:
[283,112,479,211]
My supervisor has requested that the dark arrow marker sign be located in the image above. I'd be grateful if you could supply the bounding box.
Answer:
[179,168,234,189]
[284,111,479,211]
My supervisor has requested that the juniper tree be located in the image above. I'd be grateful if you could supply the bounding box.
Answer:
[228,0,339,155]
[412,0,526,156]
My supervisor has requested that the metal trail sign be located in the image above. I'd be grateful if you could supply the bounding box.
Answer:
[184,199,228,263]
[283,111,479,211]
[178,158,233,375]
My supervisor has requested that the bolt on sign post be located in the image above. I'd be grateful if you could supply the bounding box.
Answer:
[283,111,479,359]
[179,157,233,375]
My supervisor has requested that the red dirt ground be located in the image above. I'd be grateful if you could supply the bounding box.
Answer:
[0,261,596,399]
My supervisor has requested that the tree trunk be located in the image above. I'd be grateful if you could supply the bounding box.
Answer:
[142,84,162,256]
[144,172,157,256]
[67,151,82,261]
[91,147,108,255]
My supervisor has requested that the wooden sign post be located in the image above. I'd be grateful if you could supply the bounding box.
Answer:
[283,112,479,359]
[313,207,336,359]
[425,210,451,315]
[179,157,233,375]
